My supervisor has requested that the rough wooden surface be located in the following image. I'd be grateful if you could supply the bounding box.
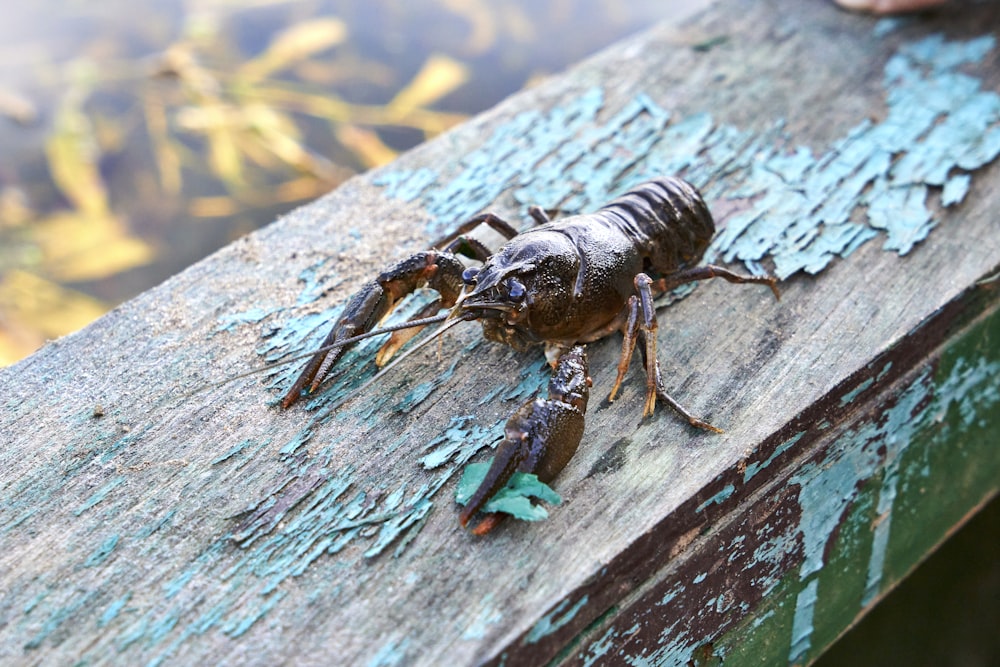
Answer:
[2,1,1000,665]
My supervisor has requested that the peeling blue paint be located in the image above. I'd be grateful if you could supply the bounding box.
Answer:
[134,508,176,540]
[657,584,685,608]
[98,593,131,628]
[294,257,340,306]
[526,595,589,644]
[696,484,735,512]
[577,300,1000,666]
[214,308,270,334]
[367,637,411,667]
[222,591,287,638]
[581,626,618,667]
[84,534,119,567]
[787,352,1000,663]
[23,590,47,615]
[373,35,999,282]
[418,415,498,470]
[743,432,804,483]
[213,438,271,466]
[163,567,198,600]
[461,595,502,640]
[839,378,874,407]
[73,476,126,516]
[877,361,893,382]
[24,590,99,650]
[788,579,819,663]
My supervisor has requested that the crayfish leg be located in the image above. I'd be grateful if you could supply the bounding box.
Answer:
[432,212,520,251]
[617,273,723,432]
[657,264,780,301]
[460,346,590,534]
[281,250,466,408]
[615,261,777,430]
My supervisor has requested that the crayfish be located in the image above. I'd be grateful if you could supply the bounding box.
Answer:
[281,177,779,534]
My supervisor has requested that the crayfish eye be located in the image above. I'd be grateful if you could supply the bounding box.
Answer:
[507,278,526,301]
[462,267,480,285]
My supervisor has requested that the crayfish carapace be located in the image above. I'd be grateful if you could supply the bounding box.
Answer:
[281,177,779,534]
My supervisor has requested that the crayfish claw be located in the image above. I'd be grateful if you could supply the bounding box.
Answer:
[281,251,465,408]
[373,298,446,366]
[459,347,590,534]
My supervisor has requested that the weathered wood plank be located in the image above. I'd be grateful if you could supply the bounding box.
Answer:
[2,1,999,665]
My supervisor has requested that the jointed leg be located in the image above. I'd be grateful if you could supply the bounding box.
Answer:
[658,265,780,300]
[613,273,723,432]
[433,204,552,255]
[432,212,520,252]
[377,211,524,363]
[609,295,639,403]
[528,205,550,225]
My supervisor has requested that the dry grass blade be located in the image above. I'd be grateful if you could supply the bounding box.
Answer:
[239,18,348,83]
[386,54,470,121]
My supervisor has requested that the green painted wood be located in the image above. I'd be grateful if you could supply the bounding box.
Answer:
[2,1,999,665]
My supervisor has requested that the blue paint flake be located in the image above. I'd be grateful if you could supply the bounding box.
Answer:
[877,361,893,382]
[213,307,269,334]
[294,257,340,306]
[134,508,176,539]
[84,534,120,567]
[221,591,287,638]
[372,35,998,281]
[582,626,618,667]
[696,484,735,512]
[24,589,98,650]
[526,595,589,644]
[657,584,685,607]
[941,173,970,206]
[98,593,132,628]
[73,476,126,516]
[367,637,411,667]
[461,595,502,640]
[789,579,819,662]
[23,590,48,615]
[744,431,806,484]
[839,377,875,407]
[211,438,268,465]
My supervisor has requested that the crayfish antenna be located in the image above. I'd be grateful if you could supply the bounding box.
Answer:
[315,313,473,414]
[179,313,456,403]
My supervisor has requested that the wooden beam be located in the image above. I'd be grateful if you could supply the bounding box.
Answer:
[2,0,998,664]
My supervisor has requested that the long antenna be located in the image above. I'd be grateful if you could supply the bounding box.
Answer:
[311,313,473,416]
[184,311,453,398]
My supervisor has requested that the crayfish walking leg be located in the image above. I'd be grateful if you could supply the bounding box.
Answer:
[460,346,591,535]
[610,270,778,431]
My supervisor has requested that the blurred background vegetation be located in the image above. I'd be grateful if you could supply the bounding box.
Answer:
[0,1,994,664]
[0,0,707,365]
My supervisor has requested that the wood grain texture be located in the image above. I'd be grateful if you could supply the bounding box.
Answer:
[2,1,999,665]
